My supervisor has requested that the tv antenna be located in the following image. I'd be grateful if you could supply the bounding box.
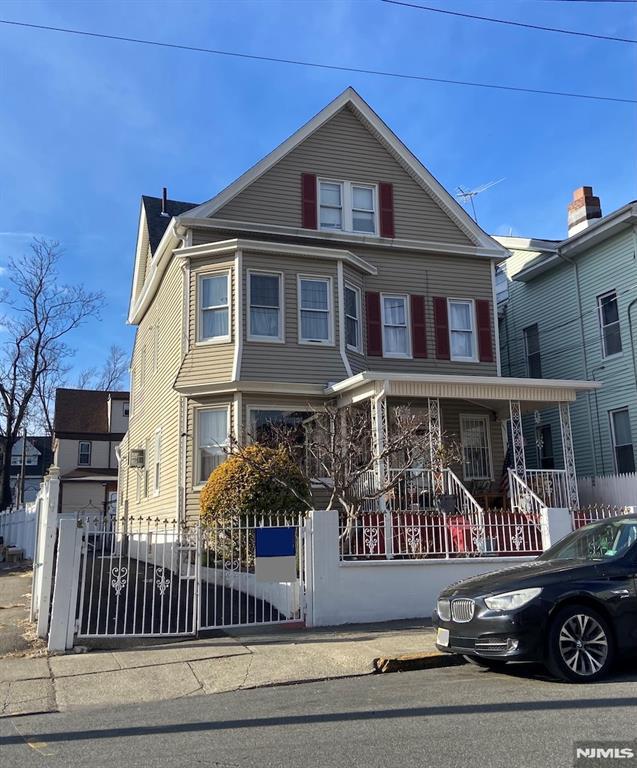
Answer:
[456,178,505,224]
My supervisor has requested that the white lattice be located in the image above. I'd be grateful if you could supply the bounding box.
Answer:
[428,398,445,496]
[509,400,526,481]
[559,402,579,509]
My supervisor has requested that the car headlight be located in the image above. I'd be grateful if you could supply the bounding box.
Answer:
[437,598,451,621]
[484,587,542,611]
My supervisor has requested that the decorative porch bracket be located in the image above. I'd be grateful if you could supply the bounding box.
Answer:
[427,397,445,496]
[559,402,579,509]
[370,388,392,557]
[509,400,526,482]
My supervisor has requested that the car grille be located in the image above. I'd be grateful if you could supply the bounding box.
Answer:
[451,598,475,623]
[437,599,451,621]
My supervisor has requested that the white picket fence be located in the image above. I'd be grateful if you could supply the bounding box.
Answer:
[578,473,637,507]
[0,503,39,560]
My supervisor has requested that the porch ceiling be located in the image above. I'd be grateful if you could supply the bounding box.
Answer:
[325,371,600,409]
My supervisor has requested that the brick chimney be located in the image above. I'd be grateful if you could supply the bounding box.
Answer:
[567,186,602,237]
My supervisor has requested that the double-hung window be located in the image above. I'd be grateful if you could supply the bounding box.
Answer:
[448,300,476,361]
[199,272,230,342]
[460,415,492,480]
[197,407,229,485]
[319,180,377,235]
[345,285,361,351]
[523,324,542,378]
[598,291,622,357]
[381,295,410,357]
[249,271,283,341]
[78,441,91,466]
[610,408,635,474]
[299,277,332,344]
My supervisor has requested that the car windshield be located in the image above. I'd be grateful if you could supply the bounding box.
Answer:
[539,518,637,562]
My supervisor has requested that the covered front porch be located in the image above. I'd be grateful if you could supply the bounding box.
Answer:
[326,371,599,519]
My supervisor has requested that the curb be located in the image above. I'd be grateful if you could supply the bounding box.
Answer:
[373,652,466,673]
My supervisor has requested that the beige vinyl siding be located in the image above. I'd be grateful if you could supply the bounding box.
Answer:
[174,256,236,389]
[241,251,348,385]
[215,105,474,246]
[356,246,498,376]
[123,257,184,519]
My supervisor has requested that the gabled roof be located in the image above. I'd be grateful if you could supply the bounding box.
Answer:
[141,196,197,256]
[184,87,506,255]
[54,388,130,436]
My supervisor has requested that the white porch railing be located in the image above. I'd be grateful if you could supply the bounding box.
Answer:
[525,469,569,509]
[508,469,545,518]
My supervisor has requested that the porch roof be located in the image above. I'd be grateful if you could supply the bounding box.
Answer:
[325,371,600,408]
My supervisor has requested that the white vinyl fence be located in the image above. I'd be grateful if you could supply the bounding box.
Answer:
[0,503,39,560]
[578,473,637,507]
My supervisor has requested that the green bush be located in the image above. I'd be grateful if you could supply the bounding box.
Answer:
[199,443,310,524]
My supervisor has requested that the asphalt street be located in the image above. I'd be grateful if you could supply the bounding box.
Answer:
[2,661,637,768]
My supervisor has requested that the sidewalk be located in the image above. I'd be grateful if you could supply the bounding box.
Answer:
[0,566,445,716]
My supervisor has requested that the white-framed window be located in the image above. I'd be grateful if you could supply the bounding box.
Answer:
[319,179,377,235]
[11,453,37,466]
[248,271,283,342]
[78,441,92,466]
[448,299,477,362]
[344,284,361,352]
[122,401,130,417]
[460,414,493,480]
[598,291,622,358]
[153,428,161,496]
[523,324,541,378]
[198,271,231,343]
[381,294,410,358]
[196,406,229,485]
[298,276,333,345]
[609,408,635,475]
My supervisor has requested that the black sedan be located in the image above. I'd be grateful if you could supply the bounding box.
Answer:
[433,515,637,682]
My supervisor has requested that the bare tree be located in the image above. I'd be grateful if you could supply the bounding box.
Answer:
[227,402,460,532]
[0,239,104,508]
[94,346,128,391]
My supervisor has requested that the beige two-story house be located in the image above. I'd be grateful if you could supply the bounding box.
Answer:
[120,88,597,521]
[54,388,129,514]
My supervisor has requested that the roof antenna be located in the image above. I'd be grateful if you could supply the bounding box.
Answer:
[160,187,169,217]
[456,178,505,224]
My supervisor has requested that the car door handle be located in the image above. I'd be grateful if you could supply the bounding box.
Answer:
[611,589,631,599]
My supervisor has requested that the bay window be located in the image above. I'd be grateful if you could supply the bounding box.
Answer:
[299,276,332,344]
[248,271,283,341]
[199,272,230,342]
[197,407,229,485]
[345,284,361,351]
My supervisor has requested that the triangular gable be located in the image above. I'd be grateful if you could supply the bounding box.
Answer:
[186,87,505,253]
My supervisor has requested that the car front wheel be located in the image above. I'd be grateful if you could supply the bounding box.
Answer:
[547,604,614,683]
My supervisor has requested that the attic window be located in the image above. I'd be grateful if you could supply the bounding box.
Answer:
[319,180,377,235]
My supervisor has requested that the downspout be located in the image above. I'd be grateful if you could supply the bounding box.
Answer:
[557,251,598,477]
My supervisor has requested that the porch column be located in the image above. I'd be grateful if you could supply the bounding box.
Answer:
[370,388,392,557]
[509,400,526,481]
[427,397,445,496]
[559,402,579,509]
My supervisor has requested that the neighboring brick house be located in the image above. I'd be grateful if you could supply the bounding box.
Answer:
[53,388,129,514]
[120,87,597,519]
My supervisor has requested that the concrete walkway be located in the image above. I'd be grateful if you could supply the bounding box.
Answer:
[0,620,440,716]
[0,563,445,716]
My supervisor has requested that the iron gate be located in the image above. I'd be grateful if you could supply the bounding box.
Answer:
[72,512,306,640]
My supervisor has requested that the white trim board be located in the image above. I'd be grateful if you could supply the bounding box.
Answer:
[182,87,509,257]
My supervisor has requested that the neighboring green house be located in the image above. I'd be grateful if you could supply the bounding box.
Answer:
[497,188,637,480]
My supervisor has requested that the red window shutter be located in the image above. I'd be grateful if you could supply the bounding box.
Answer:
[366,291,382,356]
[379,182,395,238]
[433,297,450,360]
[476,299,494,362]
[410,295,427,359]
[301,173,317,229]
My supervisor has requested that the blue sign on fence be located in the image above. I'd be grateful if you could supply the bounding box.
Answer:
[254,527,297,583]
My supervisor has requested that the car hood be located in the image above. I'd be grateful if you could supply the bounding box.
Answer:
[439,558,595,599]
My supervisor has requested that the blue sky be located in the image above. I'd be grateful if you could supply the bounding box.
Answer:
[1,0,635,381]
